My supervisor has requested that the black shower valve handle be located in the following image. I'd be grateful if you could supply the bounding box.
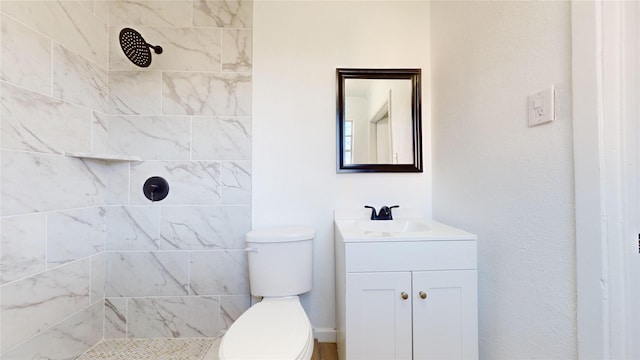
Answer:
[143,176,169,202]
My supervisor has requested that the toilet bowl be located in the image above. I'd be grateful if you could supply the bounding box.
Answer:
[218,297,314,360]
[219,227,315,360]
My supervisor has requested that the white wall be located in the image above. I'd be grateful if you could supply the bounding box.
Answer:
[431,1,576,358]
[253,1,430,337]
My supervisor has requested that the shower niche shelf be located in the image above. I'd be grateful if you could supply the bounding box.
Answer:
[64,152,141,162]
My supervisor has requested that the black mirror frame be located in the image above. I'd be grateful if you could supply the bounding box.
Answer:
[336,68,423,173]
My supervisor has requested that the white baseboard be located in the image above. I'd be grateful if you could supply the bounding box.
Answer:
[313,328,337,343]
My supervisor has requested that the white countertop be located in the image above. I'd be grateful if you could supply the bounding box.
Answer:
[335,218,477,242]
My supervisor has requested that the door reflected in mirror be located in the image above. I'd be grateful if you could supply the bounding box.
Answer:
[337,69,422,173]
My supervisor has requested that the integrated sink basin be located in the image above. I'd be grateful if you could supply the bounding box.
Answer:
[334,211,476,242]
[356,219,430,233]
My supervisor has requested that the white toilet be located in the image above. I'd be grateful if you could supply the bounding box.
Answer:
[219,226,315,360]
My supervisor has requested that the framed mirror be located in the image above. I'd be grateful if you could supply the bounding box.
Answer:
[336,68,423,173]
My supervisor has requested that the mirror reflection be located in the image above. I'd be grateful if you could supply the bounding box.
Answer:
[337,68,422,173]
[344,78,413,165]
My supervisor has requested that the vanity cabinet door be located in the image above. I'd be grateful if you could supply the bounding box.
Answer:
[412,270,478,360]
[345,272,413,360]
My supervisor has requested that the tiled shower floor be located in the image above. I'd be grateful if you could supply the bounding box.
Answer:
[77,338,221,360]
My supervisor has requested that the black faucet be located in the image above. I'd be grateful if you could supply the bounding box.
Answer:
[364,205,399,220]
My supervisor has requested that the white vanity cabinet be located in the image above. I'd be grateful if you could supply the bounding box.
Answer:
[335,220,478,360]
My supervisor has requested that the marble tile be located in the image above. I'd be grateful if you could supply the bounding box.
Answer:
[53,44,108,112]
[2,1,108,68]
[105,206,161,251]
[108,71,162,115]
[0,259,91,352]
[220,295,250,329]
[159,206,250,250]
[191,116,251,160]
[1,151,108,216]
[77,0,95,12]
[190,250,249,296]
[92,112,109,154]
[0,14,52,95]
[91,253,106,302]
[129,161,221,205]
[1,82,92,154]
[109,26,221,71]
[107,115,191,160]
[162,72,252,116]
[127,296,220,338]
[105,251,189,297]
[193,0,253,29]
[222,29,252,73]
[47,207,106,266]
[0,214,46,284]
[94,1,110,23]
[109,0,192,27]
[221,161,251,205]
[105,297,127,339]
[1,300,103,360]
[105,161,130,206]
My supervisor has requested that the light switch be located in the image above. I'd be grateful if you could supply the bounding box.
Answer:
[533,98,542,109]
[528,85,555,127]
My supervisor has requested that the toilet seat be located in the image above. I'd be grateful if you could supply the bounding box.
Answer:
[219,296,314,360]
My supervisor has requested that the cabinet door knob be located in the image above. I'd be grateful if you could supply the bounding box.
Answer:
[419,291,427,299]
[401,292,409,300]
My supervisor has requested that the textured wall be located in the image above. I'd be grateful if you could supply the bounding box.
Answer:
[0,1,109,358]
[430,1,576,358]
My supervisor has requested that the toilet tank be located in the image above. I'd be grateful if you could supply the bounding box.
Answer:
[245,227,314,297]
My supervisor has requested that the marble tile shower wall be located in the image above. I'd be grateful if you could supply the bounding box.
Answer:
[0,0,252,358]
[0,1,109,359]
[102,0,253,342]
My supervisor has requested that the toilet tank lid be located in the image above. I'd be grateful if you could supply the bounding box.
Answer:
[246,226,315,243]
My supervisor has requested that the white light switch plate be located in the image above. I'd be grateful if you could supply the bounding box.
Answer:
[528,85,555,127]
